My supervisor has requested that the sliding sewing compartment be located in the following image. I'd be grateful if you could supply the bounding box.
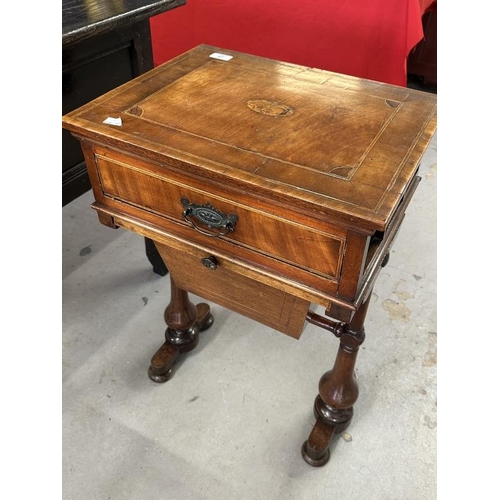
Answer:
[84,142,345,337]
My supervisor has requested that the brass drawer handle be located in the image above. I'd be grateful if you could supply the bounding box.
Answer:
[201,256,218,270]
[181,197,238,237]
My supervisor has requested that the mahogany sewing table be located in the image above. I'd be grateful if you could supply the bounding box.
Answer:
[62,45,437,466]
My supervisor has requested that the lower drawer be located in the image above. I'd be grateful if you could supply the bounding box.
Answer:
[153,237,311,339]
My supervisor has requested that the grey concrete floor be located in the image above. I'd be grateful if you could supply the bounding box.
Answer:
[62,133,437,500]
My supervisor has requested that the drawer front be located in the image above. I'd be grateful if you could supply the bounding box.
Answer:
[94,147,345,283]
[153,238,311,339]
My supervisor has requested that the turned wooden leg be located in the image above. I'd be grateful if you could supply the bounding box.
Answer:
[302,294,371,467]
[148,276,214,382]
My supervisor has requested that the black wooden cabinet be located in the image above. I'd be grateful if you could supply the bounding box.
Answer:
[62,0,186,206]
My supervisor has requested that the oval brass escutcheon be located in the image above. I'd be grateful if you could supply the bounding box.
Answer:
[201,256,218,270]
[181,197,238,237]
[246,99,293,117]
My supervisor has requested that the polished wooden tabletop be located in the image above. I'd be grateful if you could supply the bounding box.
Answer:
[63,44,437,232]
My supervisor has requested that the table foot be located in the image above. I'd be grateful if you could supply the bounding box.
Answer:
[301,418,333,467]
[148,277,213,382]
[301,396,353,466]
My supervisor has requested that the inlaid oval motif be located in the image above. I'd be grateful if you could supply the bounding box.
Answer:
[128,106,144,117]
[246,99,293,117]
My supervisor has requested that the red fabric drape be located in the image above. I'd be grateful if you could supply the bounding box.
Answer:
[150,0,436,87]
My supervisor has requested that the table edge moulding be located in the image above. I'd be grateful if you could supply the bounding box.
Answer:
[62,45,437,467]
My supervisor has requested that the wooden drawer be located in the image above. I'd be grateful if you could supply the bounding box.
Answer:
[93,145,345,290]
[152,235,311,338]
